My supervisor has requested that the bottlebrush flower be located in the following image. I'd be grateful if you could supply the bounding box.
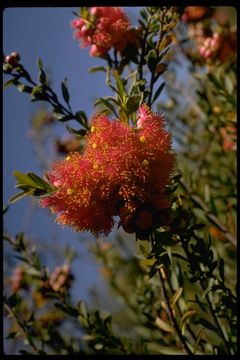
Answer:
[40,105,175,237]
[71,7,134,57]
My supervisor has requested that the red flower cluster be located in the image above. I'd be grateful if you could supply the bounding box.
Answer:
[71,7,137,57]
[182,7,209,23]
[40,105,175,237]
[182,7,236,64]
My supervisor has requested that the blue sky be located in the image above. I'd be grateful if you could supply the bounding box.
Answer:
[3,7,143,304]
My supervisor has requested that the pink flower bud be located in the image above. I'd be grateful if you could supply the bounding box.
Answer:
[89,44,107,57]
[5,52,20,64]
[90,7,102,17]
[81,24,94,37]
[204,49,211,58]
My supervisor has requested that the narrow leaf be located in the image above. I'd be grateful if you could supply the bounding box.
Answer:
[171,287,183,309]
[193,328,205,354]
[219,258,225,282]
[37,57,43,70]
[13,171,36,187]
[140,258,156,267]
[180,310,196,330]
[198,317,219,333]
[113,70,125,100]
[155,317,174,333]
[96,98,117,115]
[152,82,165,105]
[61,78,70,104]
[4,78,16,89]
[7,293,20,308]
[38,69,46,84]
[6,332,17,340]
[89,66,106,73]
[8,190,35,204]
[126,93,143,114]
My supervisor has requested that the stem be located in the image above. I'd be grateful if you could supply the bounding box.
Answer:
[138,26,149,81]
[147,71,156,106]
[200,280,231,354]
[147,9,166,106]
[165,272,205,352]
[113,49,119,70]
[4,301,39,353]
[158,266,193,355]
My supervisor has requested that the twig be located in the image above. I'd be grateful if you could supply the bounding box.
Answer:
[179,178,236,247]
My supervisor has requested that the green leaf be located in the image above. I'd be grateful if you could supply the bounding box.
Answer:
[14,255,29,264]
[224,75,233,95]
[28,172,50,188]
[8,190,35,204]
[146,49,158,73]
[140,258,156,267]
[155,231,177,246]
[152,82,165,105]
[37,57,43,70]
[80,7,88,19]
[3,205,9,214]
[54,303,69,314]
[193,328,205,354]
[171,287,183,309]
[6,331,18,340]
[112,70,125,100]
[4,78,17,89]
[61,78,70,104]
[180,310,196,330]
[208,73,222,89]
[198,317,219,333]
[219,258,225,282]
[138,19,146,29]
[75,110,88,126]
[155,317,174,333]
[13,171,36,187]
[38,69,46,84]
[19,350,33,355]
[89,66,106,73]
[95,98,117,115]
[8,293,21,308]
[66,124,86,137]
[140,8,148,22]
[125,93,143,115]
[16,83,31,93]
[190,224,206,231]
[52,111,72,122]
[77,300,88,318]
[94,343,104,350]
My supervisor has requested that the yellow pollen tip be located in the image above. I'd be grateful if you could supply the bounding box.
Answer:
[140,135,146,143]
[92,143,97,149]
[142,159,149,167]
[67,188,74,195]
[66,156,71,161]
[91,126,95,133]
[93,163,99,170]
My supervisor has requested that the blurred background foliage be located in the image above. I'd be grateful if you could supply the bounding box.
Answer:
[3,6,236,355]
